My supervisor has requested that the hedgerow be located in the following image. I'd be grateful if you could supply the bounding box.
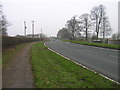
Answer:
[2,36,40,48]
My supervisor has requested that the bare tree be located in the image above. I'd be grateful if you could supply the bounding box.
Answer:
[100,17,112,43]
[0,3,10,36]
[66,16,80,40]
[0,3,2,36]
[0,4,2,14]
[91,5,106,39]
[112,33,120,40]
[79,13,92,41]
[1,15,9,36]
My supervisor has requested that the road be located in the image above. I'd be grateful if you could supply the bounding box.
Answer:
[45,40,119,82]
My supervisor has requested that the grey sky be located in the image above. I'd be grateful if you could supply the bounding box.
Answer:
[1,0,119,37]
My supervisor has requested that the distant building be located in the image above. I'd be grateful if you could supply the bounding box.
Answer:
[26,34,40,38]
[15,35,25,38]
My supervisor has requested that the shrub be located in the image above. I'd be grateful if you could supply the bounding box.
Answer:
[2,36,40,49]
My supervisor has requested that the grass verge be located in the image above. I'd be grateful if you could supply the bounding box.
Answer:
[2,43,30,67]
[30,42,119,88]
[64,40,119,50]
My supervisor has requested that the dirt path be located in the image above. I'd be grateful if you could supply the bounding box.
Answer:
[2,42,36,88]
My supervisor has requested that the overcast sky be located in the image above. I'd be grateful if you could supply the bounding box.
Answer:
[1,0,119,37]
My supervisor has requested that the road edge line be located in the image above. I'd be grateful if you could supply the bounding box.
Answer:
[44,42,119,84]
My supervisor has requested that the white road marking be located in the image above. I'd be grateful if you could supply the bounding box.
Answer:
[44,42,120,84]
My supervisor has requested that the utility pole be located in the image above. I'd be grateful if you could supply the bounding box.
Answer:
[32,21,34,38]
[24,21,27,36]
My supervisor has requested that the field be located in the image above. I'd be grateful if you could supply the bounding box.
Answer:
[30,42,119,88]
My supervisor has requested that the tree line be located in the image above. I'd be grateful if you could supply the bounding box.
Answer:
[57,4,118,42]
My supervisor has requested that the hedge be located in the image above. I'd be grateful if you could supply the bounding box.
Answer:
[2,36,40,49]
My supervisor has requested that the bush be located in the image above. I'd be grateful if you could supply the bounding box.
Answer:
[2,36,40,49]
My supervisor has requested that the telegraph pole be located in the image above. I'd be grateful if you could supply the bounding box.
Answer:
[24,21,27,36]
[32,21,34,38]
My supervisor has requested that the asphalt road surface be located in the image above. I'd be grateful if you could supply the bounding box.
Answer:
[45,40,119,82]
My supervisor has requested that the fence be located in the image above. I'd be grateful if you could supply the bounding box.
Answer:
[108,40,120,45]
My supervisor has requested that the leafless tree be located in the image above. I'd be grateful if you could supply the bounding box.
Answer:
[0,4,2,14]
[100,17,112,43]
[112,33,120,40]
[1,15,9,36]
[79,13,92,41]
[91,5,106,39]
[0,3,10,36]
[0,3,2,36]
[66,16,80,40]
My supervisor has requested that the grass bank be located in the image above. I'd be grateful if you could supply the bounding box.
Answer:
[30,42,119,88]
[64,40,119,50]
[2,43,30,67]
